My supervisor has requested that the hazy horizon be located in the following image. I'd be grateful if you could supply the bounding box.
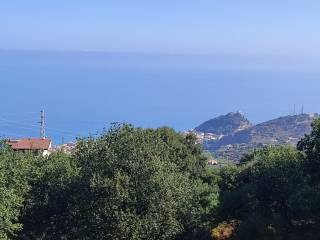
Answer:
[1,1,320,56]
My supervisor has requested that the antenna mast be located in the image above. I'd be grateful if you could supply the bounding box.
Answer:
[40,110,46,139]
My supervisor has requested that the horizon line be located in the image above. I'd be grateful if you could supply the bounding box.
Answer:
[2,48,320,60]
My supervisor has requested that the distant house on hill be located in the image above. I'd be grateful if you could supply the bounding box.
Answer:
[54,142,76,154]
[7,138,52,156]
[207,158,218,166]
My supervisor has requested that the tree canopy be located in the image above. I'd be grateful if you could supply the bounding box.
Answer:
[2,120,320,240]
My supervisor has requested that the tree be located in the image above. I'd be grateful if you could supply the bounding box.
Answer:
[0,124,219,239]
[298,118,320,182]
[0,143,31,239]
[67,124,213,240]
[216,146,303,239]
[18,152,79,240]
[294,118,320,226]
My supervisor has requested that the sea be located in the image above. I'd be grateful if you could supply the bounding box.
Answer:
[1,50,320,144]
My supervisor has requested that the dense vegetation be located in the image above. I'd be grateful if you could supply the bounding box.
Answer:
[1,120,320,239]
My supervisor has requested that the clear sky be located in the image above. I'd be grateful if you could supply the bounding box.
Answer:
[1,1,320,143]
[1,1,320,56]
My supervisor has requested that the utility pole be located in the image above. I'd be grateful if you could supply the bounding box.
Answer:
[40,110,46,139]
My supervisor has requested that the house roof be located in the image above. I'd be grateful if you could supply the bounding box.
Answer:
[7,138,52,150]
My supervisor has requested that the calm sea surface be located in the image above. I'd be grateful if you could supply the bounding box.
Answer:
[1,50,319,143]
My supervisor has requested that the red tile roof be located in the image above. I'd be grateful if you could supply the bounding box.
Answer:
[7,138,52,150]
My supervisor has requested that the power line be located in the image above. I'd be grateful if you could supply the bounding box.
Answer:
[0,121,38,132]
[0,117,39,128]
[0,117,79,138]
[0,111,105,140]
[0,111,39,117]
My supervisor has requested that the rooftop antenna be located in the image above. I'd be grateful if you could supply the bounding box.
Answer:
[40,110,46,139]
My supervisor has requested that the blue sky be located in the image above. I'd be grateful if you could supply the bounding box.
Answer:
[1,1,320,56]
[1,1,320,142]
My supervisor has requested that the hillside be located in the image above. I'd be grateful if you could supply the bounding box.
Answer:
[195,111,252,135]
[194,113,318,161]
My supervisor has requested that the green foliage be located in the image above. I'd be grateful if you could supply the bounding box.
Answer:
[70,124,212,240]
[217,146,304,239]
[4,119,320,240]
[218,164,240,192]
[295,118,320,223]
[1,124,213,240]
[298,118,320,181]
[210,119,320,239]
[18,152,79,239]
[0,145,31,239]
[0,124,214,239]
